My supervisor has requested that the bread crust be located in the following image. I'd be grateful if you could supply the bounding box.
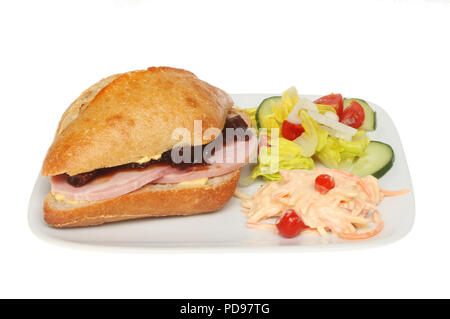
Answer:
[43,169,240,228]
[42,67,233,176]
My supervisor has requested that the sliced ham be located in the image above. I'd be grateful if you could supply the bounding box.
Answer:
[155,132,258,184]
[206,131,258,165]
[51,165,172,201]
[154,162,244,184]
[51,132,258,201]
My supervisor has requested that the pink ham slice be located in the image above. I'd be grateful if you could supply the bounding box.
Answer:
[51,165,172,201]
[206,132,258,165]
[155,132,258,183]
[154,162,244,184]
[51,132,258,201]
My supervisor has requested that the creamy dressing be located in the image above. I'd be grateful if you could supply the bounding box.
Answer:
[237,168,408,240]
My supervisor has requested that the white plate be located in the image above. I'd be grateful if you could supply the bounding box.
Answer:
[28,94,415,252]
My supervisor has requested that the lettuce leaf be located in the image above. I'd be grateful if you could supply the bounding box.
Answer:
[271,87,299,127]
[315,136,341,169]
[292,111,329,157]
[338,130,370,154]
[316,130,370,169]
[250,137,315,181]
[316,104,337,114]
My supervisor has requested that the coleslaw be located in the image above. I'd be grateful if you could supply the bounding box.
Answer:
[235,167,408,240]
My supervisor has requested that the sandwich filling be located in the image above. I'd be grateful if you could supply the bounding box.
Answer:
[50,114,257,202]
[65,114,249,187]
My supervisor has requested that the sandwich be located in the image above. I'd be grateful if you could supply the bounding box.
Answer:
[42,67,256,227]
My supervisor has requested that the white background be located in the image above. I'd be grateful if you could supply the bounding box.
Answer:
[1,0,449,298]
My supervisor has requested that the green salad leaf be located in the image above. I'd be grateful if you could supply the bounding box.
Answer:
[316,130,370,170]
[272,87,299,126]
[293,110,329,157]
[250,136,315,181]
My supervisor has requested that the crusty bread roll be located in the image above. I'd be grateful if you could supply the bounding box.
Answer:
[42,67,233,176]
[44,169,240,228]
[41,67,247,228]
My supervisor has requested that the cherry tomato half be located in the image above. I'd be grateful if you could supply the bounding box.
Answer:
[315,174,335,194]
[340,101,365,129]
[314,93,344,117]
[276,209,308,238]
[281,120,305,141]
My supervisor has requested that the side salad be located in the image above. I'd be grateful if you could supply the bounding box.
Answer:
[242,87,394,183]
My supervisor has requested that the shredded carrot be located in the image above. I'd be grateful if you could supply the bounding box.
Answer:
[237,168,408,241]
[338,210,384,240]
[381,189,410,196]
[234,189,252,200]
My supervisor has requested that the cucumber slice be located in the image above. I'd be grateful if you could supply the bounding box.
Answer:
[343,98,376,131]
[350,141,394,178]
[255,96,281,129]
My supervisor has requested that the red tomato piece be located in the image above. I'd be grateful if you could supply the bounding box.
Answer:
[315,174,335,194]
[340,101,365,129]
[314,93,344,116]
[276,209,308,238]
[281,120,305,141]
